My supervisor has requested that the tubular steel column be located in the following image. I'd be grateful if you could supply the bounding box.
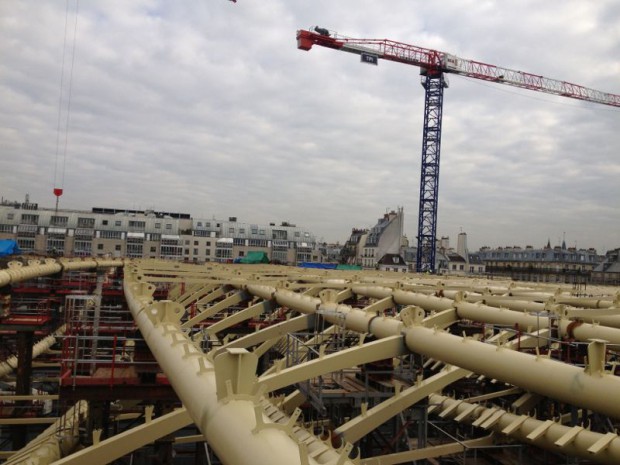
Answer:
[416,71,446,273]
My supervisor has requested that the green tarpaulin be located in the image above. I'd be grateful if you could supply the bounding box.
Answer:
[336,264,362,270]
[239,251,270,264]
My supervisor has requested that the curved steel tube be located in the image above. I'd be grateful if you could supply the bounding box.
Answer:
[124,269,356,465]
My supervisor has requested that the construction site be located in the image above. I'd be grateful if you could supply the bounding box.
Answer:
[1,257,620,465]
[2,4,619,464]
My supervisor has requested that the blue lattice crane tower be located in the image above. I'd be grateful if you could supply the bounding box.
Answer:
[297,28,620,272]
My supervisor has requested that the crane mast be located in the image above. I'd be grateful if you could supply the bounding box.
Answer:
[297,28,620,272]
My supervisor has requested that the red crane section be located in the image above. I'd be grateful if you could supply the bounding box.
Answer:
[297,29,620,107]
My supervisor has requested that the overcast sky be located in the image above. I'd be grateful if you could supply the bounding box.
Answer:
[1,1,619,252]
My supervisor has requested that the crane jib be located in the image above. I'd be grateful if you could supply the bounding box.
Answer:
[297,29,620,107]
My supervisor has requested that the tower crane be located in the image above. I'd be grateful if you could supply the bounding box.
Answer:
[297,28,620,272]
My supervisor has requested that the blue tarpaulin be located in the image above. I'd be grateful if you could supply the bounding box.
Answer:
[0,240,21,257]
[298,262,337,269]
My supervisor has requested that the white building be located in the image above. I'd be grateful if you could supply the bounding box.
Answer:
[0,198,322,265]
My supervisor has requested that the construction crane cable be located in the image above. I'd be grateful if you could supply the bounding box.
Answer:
[53,0,79,206]
[53,0,71,191]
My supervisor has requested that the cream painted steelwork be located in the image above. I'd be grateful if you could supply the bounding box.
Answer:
[2,259,620,464]
[0,325,66,379]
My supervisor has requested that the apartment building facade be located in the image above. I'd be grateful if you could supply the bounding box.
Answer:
[0,200,321,265]
[478,242,600,283]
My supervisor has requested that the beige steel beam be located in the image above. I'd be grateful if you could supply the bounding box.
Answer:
[258,325,341,377]
[334,330,538,444]
[50,408,193,465]
[335,365,470,443]
[206,299,276,336]
[348,286,551,331]
[181,290,251,329]
[392,289,456,312]
[0,258,124,287]
[216,314,316,354]
[464,295,547,312]
[124,267,356,465]
[361,435,494,465]
[4,400,87,465]
[558,318,620,345]
[0,418,58,425]
[257,335,407,393]
[194,286,229,308]
[403,326,620,419]
[430,393,620,465]
[242,285,620,420]
[452,300,549,331]
[0,259,62,287]
[0,325,66,379]
[0,394,59,401]
[553,296,616,309]
[177,282,219,307]
[558,306,620,329]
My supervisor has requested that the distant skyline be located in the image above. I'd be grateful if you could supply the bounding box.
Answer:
[1,1,619,253]
[1,193,609,255]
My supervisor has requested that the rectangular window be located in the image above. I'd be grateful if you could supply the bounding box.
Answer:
[239,228,245,234]
[229,227,235,233]
[193,248,198,255]
[126,242,143,258]
[150,246,156,252]
[17,238,35,252]
[20,214,39,225]
[97,244,104,250]
[271,250,287,263]
[272,230,287,240]
[74,241,92,256]
[115,220,122,226]
[7,213,14,220]
[194,241,198,246]
[77,217,95,228]
[165,224,172,230]
[74,228,94,239]
[197,222,202,227]
[50,216,68,226]
[215,249,233,259]
[155,223,161,229]
[17,224,37,236]
[160,244,182,258]
[128,220,145,229]
[100,230,123,239]
[115,244,121,251]
[102,220,109,226]
[47,238,65,254]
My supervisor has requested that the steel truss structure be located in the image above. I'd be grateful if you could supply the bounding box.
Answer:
[1,258,620,464]
[416,73,446,272]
